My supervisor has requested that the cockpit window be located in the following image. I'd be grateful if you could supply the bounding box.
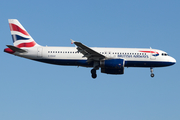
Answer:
[162,53,169,56]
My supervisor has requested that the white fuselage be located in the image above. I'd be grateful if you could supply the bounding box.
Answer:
[13,46,176,68]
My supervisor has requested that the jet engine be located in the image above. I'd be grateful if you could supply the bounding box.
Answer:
[100,59,125,74]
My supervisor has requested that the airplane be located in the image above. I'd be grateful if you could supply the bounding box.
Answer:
[4,19,176,79]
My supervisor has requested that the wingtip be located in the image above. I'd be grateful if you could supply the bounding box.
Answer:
[70,39,75,44]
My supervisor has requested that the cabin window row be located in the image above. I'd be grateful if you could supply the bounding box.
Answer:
[100,52,146,55]
[48,51,146,55]
[48,51,80,54]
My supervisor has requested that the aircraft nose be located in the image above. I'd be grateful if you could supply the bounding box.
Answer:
[170,57,176,65]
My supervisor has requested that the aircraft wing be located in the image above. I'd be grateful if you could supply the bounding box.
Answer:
[71,39,106,62]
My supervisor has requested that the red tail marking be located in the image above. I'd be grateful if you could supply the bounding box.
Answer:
[16,41,36,48]
[4,48,15,54]
[9,23,29,36]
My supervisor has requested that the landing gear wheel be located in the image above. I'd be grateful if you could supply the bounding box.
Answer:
[151,73,154,78]
[150,67,155,78]
[91,69,97,79]
[92,73,97,79]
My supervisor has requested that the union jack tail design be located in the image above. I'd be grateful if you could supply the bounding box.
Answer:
[8,19,40,48]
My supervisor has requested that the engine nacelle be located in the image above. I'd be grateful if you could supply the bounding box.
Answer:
[100,59,124,74]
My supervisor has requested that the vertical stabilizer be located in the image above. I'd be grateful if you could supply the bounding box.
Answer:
[8,19,40,48]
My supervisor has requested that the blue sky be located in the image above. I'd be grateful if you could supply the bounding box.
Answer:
[0,0,180,120]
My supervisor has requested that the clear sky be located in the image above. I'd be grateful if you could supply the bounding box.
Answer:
[0,0,180,120]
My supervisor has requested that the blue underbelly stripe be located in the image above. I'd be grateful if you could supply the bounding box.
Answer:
[33,59,175,67]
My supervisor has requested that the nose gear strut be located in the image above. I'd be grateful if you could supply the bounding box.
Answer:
[150,67,154,78]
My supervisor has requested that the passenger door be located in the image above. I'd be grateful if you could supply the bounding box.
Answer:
[150,49,156,60]
[37,48,43,57]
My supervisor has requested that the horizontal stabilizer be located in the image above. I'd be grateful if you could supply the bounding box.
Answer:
[6,45,26,53]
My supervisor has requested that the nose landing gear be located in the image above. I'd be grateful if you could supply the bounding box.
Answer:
[150,67,155,78]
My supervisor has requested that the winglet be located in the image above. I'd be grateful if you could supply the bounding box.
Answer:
[70,39,75,44]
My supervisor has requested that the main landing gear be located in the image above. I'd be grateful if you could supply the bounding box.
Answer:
[91,61,99,79]
[150,67,155,78]
[91,69,97,79]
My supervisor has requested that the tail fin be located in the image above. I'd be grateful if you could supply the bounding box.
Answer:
[8,19,40,48]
